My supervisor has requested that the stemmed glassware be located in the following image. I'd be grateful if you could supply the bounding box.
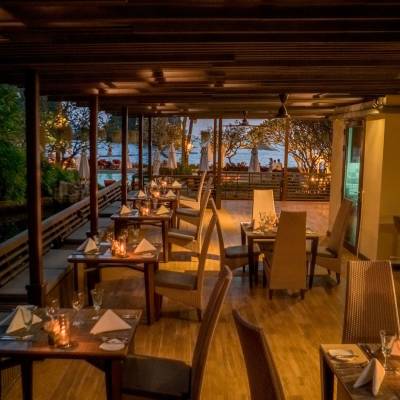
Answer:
[46,298,60,320]
[91,288,104,320]
[72,291,85,326]
[380,330,396,371]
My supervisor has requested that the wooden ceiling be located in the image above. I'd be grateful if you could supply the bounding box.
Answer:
[1,1,400,118]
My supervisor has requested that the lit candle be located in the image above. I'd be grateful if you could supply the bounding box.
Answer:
[153,190,160,198]
[56,314,71,348]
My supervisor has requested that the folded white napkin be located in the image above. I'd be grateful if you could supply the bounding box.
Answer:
[156,205,169,215]
[134,238,156,254]
[165,190,176,199]
[90,309,131,335]
[353,358,385,396]
[77,237,98,253]
[172,180,181,188]
[6,306,42,333]
[119,205,132,215]
[150,180,157,187]
[137,190,146,198]
[328,349,354,358]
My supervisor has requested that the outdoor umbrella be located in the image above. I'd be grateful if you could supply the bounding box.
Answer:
[78,152,90,181]
[248,147,261,173]
[199,143,209,172]
[153,148,161,176]
[167,143,177,170]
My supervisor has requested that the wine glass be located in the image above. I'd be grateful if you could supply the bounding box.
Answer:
[91,288,104,320]
[72,291,84,326]
[380,330,396,371]
[21,308,33,332]
[46,298,60,320]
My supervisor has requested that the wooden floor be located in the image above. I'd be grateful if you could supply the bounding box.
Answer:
[5,200,360,400]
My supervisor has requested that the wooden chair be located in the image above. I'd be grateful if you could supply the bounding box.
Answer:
[211,198,260,284]
[233,310,285,400]
[121,266,233,400]
[263,211,307,299]
[252,189,276,230]
[342,260,400,343]
[307,198,352,284]
[155,210,216,320]
[179,171,207,209]
[167,189,211,258]
[176,176,213,227]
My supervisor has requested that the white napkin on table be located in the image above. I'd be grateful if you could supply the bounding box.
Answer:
[77,237,98,253]
[6,306,42,333]
[119,205,132,215]
[353,358,385,396]
[134,238,156,254]
[137,190,146,198]
[165,190,176,199]
[172,180,181,188]
[150,180,157,188]
[328,349,354,358]
[156,205,170,215]
[90,309,131,335]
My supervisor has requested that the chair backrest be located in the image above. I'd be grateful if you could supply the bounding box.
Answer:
[191,266,233,400]
[252,189,276,229]
[327,198,352,256]
[233,310,285,400]
[342,260,400,343]
[194,188,212,241]
[270,211,307,290]
[196,171,207,203]
[210,198,226,267]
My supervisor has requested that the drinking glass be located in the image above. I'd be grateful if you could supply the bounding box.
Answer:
[72,291,85,326]
[380,330,396,371]
[21,308,33,332]
[46,298,60,320]
[91,288,104,320]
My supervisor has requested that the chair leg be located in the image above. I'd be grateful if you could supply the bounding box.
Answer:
[242,265,246,273]
[300,289,306,300]
[253,255,259,284]
[336,273,341,285]
[196,308,202,321]
[268,289,274,300]
[155,295,163,320]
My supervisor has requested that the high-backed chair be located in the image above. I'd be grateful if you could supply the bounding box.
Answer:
[307,198,352,284]
[263,211,307,299]
[176,176,213,227]
[233,310,285,400]
[342,260,400,343]
[211,198,260,286]
[178,171,207,209]
[167,189,211,258]
[252,189,276,230]
[122,266,233,400]
[155,211,216,320]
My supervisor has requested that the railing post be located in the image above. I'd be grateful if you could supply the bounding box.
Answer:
[216,117,223,209]
[121,105,128,205]
[212,118,217,201]
[148,117,152,181]
[138,115,144,189]
[282,118,290,201]
[89,95,99,235]
[25,70,46,306]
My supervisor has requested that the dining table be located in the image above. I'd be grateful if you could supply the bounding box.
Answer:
[68,247,161,324]
[0,308,141,400]
[320,343,400,399]
[240,221,320,288]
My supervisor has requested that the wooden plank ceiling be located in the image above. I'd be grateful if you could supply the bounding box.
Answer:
[1,1,400,118]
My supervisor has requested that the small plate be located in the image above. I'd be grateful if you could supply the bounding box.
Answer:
[100,339,125,351]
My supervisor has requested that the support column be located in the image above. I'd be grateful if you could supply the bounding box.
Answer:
[282,118,290,201]
[138,115,144,189]
[25,70,46,306]
[89,96,98,236]
[216,117,223,209]
[148,117,152,181]
[121,106,128,205]
[212,118,217,192]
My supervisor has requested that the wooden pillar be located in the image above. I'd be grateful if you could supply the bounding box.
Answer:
[121,106,128,205]
[282,118,290,201]
[148,117,152,180]
[212,118,217,200]
[89,96,98,235]
[138,115,144,189]
[216,117,223,209]
[25,70,46,306]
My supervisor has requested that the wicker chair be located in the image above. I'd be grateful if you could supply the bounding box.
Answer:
[211,198,260,285]
[307,198,352,284]
[178,171,207,209]
[233,310,285,400]
[121,266,233,400]
[155,211,216,320]
[252,189,276,230]
[176,176,213,227]
[342,260,400,344]
[167,189,211,259]
[263,211,307,299]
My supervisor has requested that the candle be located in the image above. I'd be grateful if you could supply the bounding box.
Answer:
[153,190,160,198]
[141,206,150,216]
[56,313,71,348]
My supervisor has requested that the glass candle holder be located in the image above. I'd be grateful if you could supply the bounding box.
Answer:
[56,313,72,348]
[118,237,127,257]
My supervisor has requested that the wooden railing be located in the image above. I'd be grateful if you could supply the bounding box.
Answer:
[0,181,121,287]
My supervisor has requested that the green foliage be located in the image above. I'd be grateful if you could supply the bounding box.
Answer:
[41,160,78,197]
[0,138,26,202]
